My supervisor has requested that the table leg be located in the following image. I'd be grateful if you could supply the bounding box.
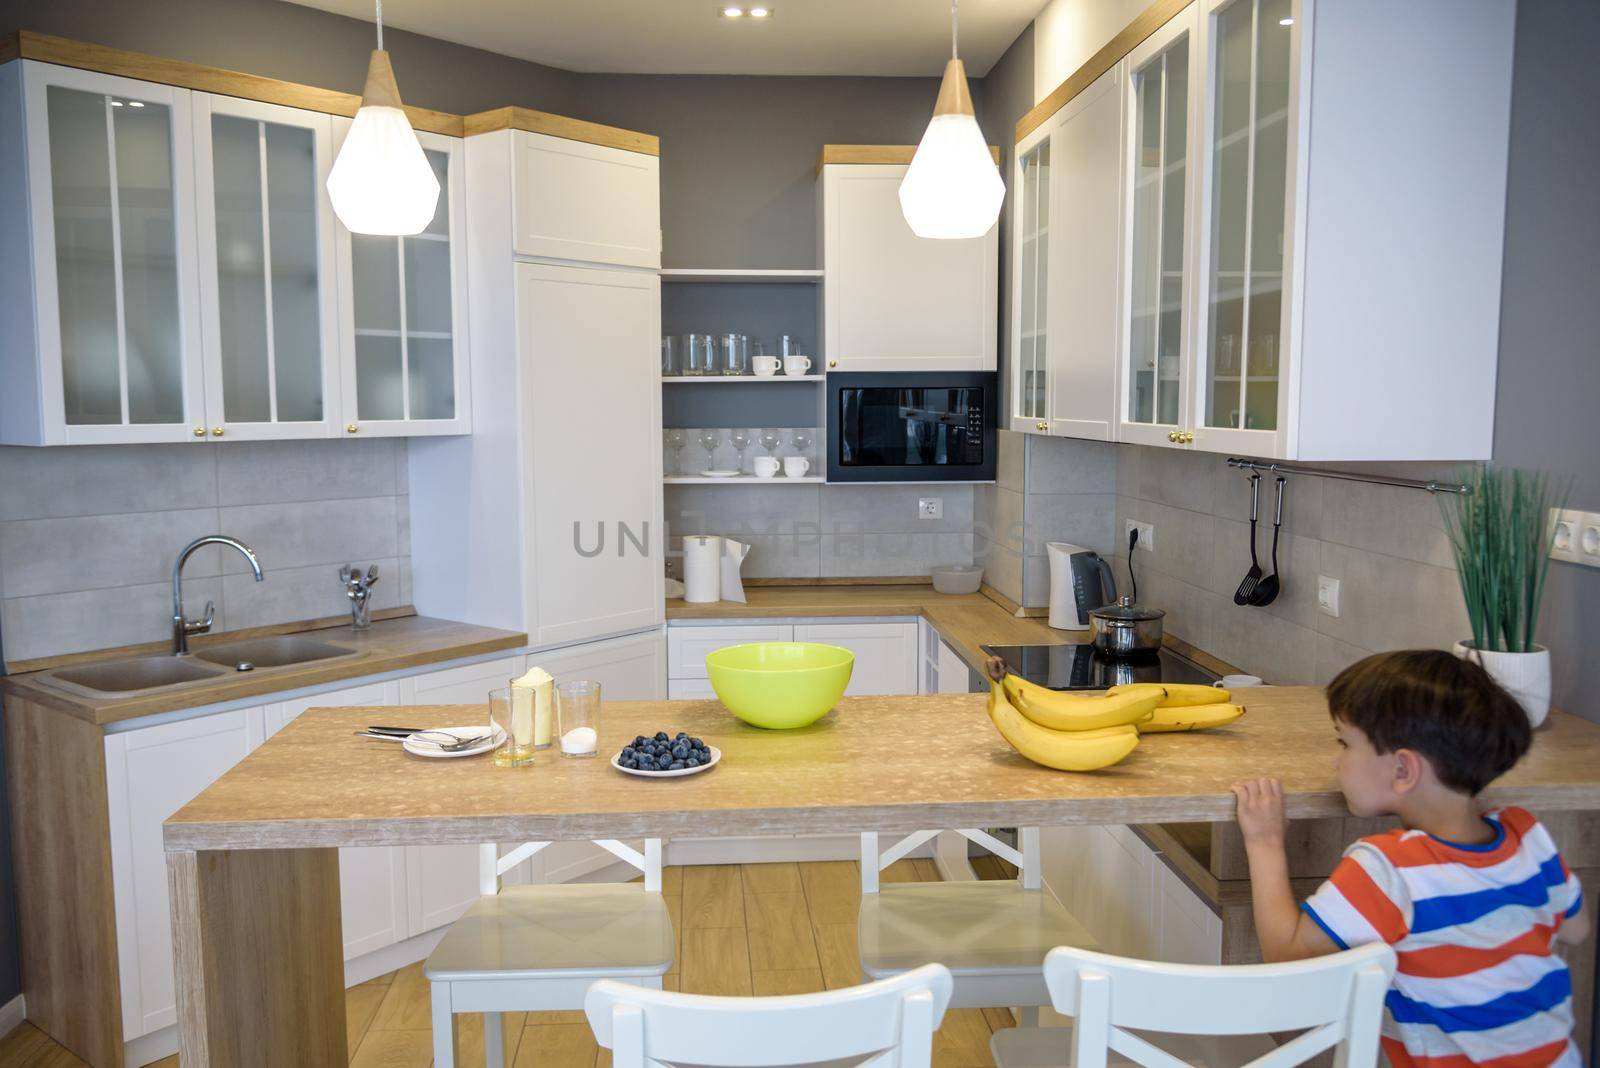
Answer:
[168,847,346,1067]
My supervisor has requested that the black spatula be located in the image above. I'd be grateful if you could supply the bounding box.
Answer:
[1233,474,1263,605]
[1250,477,1286,607]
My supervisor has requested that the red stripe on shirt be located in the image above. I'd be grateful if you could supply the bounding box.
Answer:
[1366,828,1521,870]
[1331,857,1409,943]
[1396,921,1561,978]
[1383,1035,1574,1068]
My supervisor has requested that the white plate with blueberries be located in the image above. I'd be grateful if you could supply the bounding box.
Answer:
[613,731,721,778]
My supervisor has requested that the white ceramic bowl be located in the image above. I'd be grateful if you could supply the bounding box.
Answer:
[930,565,983,595]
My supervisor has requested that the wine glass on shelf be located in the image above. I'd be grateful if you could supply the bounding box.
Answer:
[728,429,752,474]
[697,429,721,472]
[664,429,686,475]
[758,428,782,458]
[789,428,814,459]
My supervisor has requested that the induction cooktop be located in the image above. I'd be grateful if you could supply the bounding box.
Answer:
[979,643,1219,692]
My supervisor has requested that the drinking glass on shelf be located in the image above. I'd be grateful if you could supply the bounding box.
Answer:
[685,334,716,376]
[758,428,782,457]
[697,428,721,470]
[555,680,600,757]
[779,334,803,357]
[720,333,749,376]
[660,335,679,376]
[729,429,752,474]
[789,428,814,457]
[664,428,687,475]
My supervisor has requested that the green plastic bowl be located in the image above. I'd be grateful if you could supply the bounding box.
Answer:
[704,642,855,729]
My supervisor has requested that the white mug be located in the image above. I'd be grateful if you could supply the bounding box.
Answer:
[1215,674,1264,688]
[783,456,810,478]
[752,355,780,377]
[753,456,780,478]
[783,355,811,377]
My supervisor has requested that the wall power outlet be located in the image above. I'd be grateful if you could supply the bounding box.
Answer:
[1125,519,1154,552]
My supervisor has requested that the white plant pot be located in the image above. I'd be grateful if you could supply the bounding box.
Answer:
[1453,641,1551,728]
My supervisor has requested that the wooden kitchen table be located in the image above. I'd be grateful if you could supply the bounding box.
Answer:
[163,688,1600,1065]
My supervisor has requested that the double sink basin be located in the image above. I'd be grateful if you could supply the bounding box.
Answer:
[37,635,366,699]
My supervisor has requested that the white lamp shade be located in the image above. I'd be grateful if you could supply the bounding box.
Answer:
[898,112,1004,240]
[328,104,440,235]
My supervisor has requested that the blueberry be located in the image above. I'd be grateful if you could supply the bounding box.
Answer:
[633,735,647,748]
[654,731,669,743]
[669,742,686,757]
[622,746,635,758]
[656,753,672,768]
[685,756,700,768]
[669,761,685,770]
[689,737,703,749]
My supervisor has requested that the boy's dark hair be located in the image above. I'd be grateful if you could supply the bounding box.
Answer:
[1326,649,1531,796]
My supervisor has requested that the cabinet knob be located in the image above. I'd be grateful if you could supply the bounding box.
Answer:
[1182,431,1195,444]
[211,427,224,437]
[1036,420,1048,432]
[346,423,359,434]
[1167,430,1179,442]
[828,360,838,368]
[192,426,205,438]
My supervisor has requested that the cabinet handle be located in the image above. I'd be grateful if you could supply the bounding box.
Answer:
[211,427,224,437]
[1167,430,1179,443]
[828,360,838,368]
[1182,431,1195,444]
[1036,420,1048,431]
[192,426,206,438]
[346,423,359,434]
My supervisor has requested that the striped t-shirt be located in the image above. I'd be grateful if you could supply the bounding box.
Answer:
[1302,807,1584,1068]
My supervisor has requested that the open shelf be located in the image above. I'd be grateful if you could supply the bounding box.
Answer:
[662,375,824,384]
[661,269,823,284]
[665,475,824,485]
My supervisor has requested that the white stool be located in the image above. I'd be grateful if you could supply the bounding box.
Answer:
[425,838,674,1068]
[586,963,955,1068]
[858,829,1095,1021]
[990,942,1396,1067]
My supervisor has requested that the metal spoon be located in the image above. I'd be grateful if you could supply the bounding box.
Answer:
[1233,474,1263,605]
[1250,477,1286,607]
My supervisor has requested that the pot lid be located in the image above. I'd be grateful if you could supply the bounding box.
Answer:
[1091,595,1166,623]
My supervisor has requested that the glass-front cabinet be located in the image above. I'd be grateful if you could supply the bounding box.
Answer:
[1009,127,1051,433]
[8,63,205,445]
[1119,5,1196,448]
[1194,0,1293,452]
[193,96,340,440]
[336,126,470,436]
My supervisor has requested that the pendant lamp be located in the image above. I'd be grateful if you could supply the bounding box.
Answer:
[899,0,1004,240]
[327,0,440,235]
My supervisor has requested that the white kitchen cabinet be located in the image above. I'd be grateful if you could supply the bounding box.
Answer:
[529,627,667,700]
[105,707,267,1041]
[192,94,341,441]
[513,130,661,269]
[666,677,719,700]
[817,160,998,372]
[0,61,207,446]
[1154,860,1223,965]
[667,623,793,680]
[334,124,471,437]
[1009,125,1051,434]
[794,622,918,696]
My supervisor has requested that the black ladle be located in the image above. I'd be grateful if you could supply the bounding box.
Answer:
[1250,477,1286,607]
[1232,474,1263,605]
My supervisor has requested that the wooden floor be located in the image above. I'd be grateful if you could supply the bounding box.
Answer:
[1,858,1018,1068]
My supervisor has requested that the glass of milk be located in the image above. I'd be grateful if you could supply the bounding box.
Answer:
[556,680,601,757]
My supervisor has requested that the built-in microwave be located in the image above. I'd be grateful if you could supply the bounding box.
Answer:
[826,371,997,483]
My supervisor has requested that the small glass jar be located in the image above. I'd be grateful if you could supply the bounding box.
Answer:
[720,333,749,376]
[556,680,601,757]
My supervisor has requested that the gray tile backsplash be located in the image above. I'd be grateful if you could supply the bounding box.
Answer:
[0,440,412,662]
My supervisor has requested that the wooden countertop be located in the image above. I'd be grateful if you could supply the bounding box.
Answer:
[1,614,527,727]
[163,687,1600,851]
[667,585,1239,680]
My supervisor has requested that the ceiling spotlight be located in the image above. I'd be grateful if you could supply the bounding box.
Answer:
[721,5,744,15]
[749,5,771,15]
[128,100,145,108]
[1279,16,1294,25]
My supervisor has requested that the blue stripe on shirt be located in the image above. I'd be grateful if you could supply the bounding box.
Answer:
[1384,966,1573,1033]
[1410,854,1570,934]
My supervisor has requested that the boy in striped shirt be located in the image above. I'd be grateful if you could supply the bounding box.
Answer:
[1232,650,1590,1067]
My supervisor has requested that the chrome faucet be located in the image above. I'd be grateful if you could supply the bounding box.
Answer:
[172,535,263,655]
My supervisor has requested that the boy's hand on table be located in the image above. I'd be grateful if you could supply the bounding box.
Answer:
[1232,777,1288,850]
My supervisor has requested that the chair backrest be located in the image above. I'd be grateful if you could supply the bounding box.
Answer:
[1042,943,1397,1068]
[860,828,1041,893]
[479,838,663,896]
[585,963,954,1068]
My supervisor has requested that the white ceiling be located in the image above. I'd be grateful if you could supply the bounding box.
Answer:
[283,0,1046,77]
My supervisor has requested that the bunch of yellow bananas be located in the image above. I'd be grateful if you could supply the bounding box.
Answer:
[985,675,1245,772]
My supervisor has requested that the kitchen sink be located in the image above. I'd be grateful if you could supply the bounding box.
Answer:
[191,635,363,671]
[41,656,228,698]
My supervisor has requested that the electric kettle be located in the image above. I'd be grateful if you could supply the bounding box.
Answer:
[1045,542,1116,631]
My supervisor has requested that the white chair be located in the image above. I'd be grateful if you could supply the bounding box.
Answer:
[990,943,1397,1068]
[858,829,1096,1022]
[585,963,955,1068]
[425,839,674,1068]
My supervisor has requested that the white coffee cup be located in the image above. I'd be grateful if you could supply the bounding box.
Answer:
[1215,674,1264,688]
[783,355,811,377]
[783,456,810,478]
[753,456,780,478]
[752,355,780,377]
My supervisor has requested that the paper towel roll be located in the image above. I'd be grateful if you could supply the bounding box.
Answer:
[682,535,723,603]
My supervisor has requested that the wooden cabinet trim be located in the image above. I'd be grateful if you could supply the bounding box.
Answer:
[1014,0,1190,143]
[463,105,659,155]
[816,143,1000,173]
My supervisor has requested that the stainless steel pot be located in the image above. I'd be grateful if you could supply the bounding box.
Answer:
[1088,595,1165,657]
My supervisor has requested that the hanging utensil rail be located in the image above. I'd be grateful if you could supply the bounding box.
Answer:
[1225,458,1471,495]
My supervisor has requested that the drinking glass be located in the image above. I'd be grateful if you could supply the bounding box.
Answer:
[488,687,534,768]
[697,428,721,469]
[720,333,749,376]
[729,429,752,473]
[779,334,803,357]
[664,428,687,475]
[758,428,782,456]
[556,680,601,757]
[790,428,814,455]
[685,334,716,376]
[660,335,679,376]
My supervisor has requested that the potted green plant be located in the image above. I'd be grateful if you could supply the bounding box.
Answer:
[1440,466,1567,726]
